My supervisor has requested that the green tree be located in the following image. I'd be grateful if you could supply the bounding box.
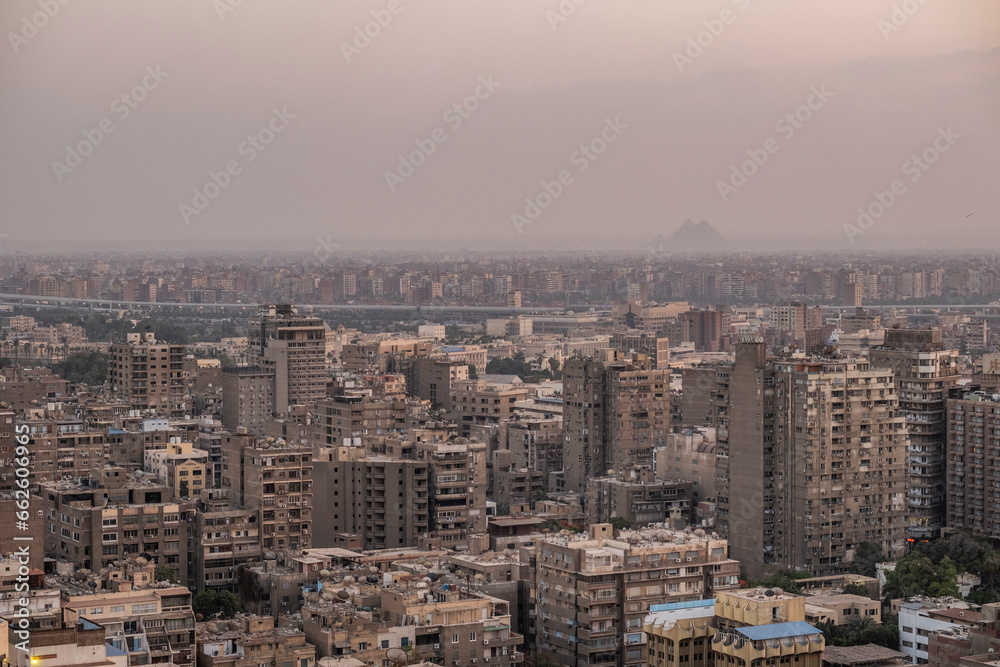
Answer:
[50,351,108,386]
[609,516,632,531]
[849,541,884,578]
[843,582,872,598]
[192,590,243,619]
[154,565,178,583]
[467,364,478,379]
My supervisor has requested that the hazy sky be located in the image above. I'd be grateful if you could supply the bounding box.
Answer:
[1,0,998,253]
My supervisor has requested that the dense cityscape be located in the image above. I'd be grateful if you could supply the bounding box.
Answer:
[0,248,999,666]
[4,0,999,664]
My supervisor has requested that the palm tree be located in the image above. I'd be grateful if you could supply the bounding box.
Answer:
[849,614,876,633]
[13,339,20,365]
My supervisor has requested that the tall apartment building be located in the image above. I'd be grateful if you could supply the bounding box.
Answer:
[39,479,196,585]
[416,437,488,546]
[719,340,909,578]
[869,328,959,539]
[220,366,275,436]
[248,304,327,412]
[583,472,692,527]
[220,434,313,553]
[609,331,671,369]
[414,357,469,411]
[194,494,261,591]
[500,417,564,481]
[312,446,431,550]
[107,332,190,417]
[532,523,740,667]
[946,386,1000,538]
[562,352,670,496]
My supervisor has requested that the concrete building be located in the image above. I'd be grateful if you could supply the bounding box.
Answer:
[416,437,488,547]
[14,418,108,487]
[312,447,431,551]
[870,328,959,539]
[3,618,127,667]
[945,386,1000,538]
[898,599,979,664]
[248,304,327,412]
[802,593,881,627]
[195,615,315,667]
[562,352,670,496]
[583,471,692,527]
[220,366,275,436]
[414,357,469,411]
[533,523,740,667]
[108,332,190,417]
[381,583,524,667]
[194,493,261,591]
[720,339,909,578]
[643,588,825,667]
[313,394,410,447]
[40,478,195,585]
[500,417,563,485]
[144,440,209,500]
[220,435,313,553]
[450,380,530,437]
[655,429,718,507]
[609,331,671,369]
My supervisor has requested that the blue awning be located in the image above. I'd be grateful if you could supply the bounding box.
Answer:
[737,621,821,641]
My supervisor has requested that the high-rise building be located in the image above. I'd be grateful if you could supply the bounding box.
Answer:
[869,328,959,539]
[248,305,327,413]
[719,340,909,578]
[220,366,275,436]
[562,352,670,496]
[946,386,1000,539]
[107,332,190,417]
[220,433,313,553]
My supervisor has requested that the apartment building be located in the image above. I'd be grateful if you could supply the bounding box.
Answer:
[220,366,275,436]
[193,493,261,591]
[500,417,563,483]
[58,561,196,667]
[415,437,488,547]
[644,588,825,667]
[945,386,1000,538]
[313,394,410,447]
[533,523,740,667]
[312,447,431,550]
[3,618,126,667]
[654,429,718,506]
[450,379,531,437]
[719,339,910,578]
[583,472,692,527]
[248,304,327,412]
[40,478,195,584]
[144,440,209,500]
[107,332,190,417]
[196,615,316,667]
[562,353,670,496]
[221,435,313,553]
[381,584,524,667]
[414,357,469,411]
[870,328,959,539]
[341,338,432,373]
[16,418,108,486]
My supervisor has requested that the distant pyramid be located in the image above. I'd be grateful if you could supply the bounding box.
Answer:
[661,219,729,252]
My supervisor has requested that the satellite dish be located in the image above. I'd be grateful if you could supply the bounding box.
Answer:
[386,649,407,663]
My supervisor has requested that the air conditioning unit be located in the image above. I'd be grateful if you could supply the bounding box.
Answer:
[686,557,693,562]
[483,640,490,645]
[675,558,682,563]
[485,659,491,663]
[471,660,478,664]
[434,644,440,649]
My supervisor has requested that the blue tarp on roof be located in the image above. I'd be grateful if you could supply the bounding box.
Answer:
[736,621,821,641]
[650,599,715,613]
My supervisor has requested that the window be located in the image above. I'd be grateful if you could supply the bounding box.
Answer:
[452,634,459,644]
[470,632,476,642]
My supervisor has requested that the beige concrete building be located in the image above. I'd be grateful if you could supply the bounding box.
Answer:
[221,434,313,553]
[534,523,740,667]
[562,353,670,496]
[803,593,881,627]
[196,615,315,667]
[450,379,530,437]
[719,340,910,578]
[313,394,410,447]
[220,366,274,436]
[869,328,959,539]
[144,440,209,500]
[655,428,718,507]
[946,386,1000,538]
[248,304,327,412]
[583,471,692,528]
[644,588,825,667]
[108,332,190,417]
